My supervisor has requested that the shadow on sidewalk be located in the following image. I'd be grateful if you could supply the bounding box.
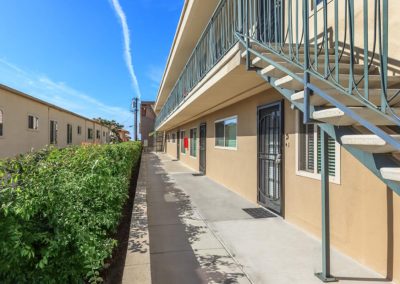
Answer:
[144,153,247,284]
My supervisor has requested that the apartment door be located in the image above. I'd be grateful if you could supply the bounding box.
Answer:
[176,130,180,160]
[199,123,207,174]
[257,102,283,214]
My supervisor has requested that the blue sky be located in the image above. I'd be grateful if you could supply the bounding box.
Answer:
[0,0,183,133]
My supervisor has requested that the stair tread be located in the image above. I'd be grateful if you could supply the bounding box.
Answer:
[380,167,400,182]
[340,134,400,153]
[291,90,400,106]
[341,134,400,145]
[276,74,400,90]
[312,107,399,126]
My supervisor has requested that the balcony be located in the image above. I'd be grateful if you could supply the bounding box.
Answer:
[155,0,243,129]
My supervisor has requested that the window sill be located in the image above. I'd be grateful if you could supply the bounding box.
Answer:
[296,170,341,185]
[214,146,237,151]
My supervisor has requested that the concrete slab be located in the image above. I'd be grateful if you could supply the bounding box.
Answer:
[146,152,393,284]
[143,153,250,284]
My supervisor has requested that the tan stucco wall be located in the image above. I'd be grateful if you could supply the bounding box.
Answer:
[164,89,400,283]
[0,87,110,159]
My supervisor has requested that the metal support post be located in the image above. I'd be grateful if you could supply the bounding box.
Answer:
[315,128,337,282]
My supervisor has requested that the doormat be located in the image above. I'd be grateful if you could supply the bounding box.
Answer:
[192,173,205,177]
[242,208,277,219]
[172,159,178,162]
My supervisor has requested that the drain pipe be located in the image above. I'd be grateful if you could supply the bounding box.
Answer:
[315,128,337,282]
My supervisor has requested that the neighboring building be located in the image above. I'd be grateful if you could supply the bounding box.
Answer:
[154,1,400,282]
[0,84,111,159]
[117,129,131,142]
[140,101,156,149]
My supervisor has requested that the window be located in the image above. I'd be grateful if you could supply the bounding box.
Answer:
[167,134,170,142]
[50,120,58,145]
[28,115,39,130]
[0,110,3,137]
[88,128,93,140]
[103,131,105,137]
[67,124,73,144]
[180,130,186,154]
[77,126,82,135]
[215,116,237,148]
[172,133,176,143]
[96,130,100,139]
[190,128,197,157]
[297,112,340,182]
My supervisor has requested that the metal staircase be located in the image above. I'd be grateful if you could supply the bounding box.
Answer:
[235,0,399,281]
[235,0,400,195]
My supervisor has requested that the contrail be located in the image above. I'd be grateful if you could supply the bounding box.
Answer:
[110,0,141,99]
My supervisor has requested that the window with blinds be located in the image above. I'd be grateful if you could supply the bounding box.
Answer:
[67,124,73,144]
[0,110,3,137]
[28,115,39,130]
[50,120,58,145]
[298,112,338,178]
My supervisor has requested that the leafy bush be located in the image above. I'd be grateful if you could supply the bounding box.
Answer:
[0,142,142,283]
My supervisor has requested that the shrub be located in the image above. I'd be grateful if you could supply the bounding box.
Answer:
[0,142,142,283]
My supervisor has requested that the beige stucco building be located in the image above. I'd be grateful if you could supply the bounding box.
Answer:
[0,84,111,159]
[154,0,400,283]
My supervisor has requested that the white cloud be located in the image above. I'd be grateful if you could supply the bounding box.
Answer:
[0,58,133,129]
[110,0,142,99]
[147,65,164,84]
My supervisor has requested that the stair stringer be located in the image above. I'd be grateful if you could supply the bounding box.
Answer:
[259,73,400,195]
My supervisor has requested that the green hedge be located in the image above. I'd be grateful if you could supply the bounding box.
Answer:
[0,142,142,283]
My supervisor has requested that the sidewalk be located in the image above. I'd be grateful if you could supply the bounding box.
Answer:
[124,152,392,284]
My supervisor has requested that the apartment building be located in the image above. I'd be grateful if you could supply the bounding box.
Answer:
[140,101,156,149]
[155,0,400,282]
[0,84,110,159]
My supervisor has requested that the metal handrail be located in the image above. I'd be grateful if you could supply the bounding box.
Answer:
[156,0,399,129]
[155,0,241,128]
[239,0,398,124]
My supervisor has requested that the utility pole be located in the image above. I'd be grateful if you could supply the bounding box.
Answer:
[131,97,139,141]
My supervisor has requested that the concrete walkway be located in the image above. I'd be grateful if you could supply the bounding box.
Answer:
[124,152,392,284]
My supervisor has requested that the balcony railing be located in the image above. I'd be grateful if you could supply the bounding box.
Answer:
[155,0,242,128]
[156,0,399,129]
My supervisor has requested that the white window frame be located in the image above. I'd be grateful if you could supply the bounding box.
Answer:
[67,123,73,145]
[49,120,58,145]
[214,115,238,150]
[295,111,341,184]
[189,127,197,158]
[172,133,176,143]
[27,114,39,131]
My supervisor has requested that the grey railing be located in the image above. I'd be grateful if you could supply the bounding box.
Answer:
[237,0,398,124]
[156,0,398,129]
[155,0,241,128]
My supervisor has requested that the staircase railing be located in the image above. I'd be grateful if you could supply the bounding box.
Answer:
[237,0,399,124]
[156,0,399,133]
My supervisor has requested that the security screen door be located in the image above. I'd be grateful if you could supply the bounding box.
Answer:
[258,102,283,214]
[199,123,207,174]
[176,130,180,160]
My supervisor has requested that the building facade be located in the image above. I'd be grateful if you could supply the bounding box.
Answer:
[0,84,111,159]
[140,101,156,149]
[155,0,400,283]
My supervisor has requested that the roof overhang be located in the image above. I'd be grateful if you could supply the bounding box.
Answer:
[154,0,220,113]
[155,44,269,131]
